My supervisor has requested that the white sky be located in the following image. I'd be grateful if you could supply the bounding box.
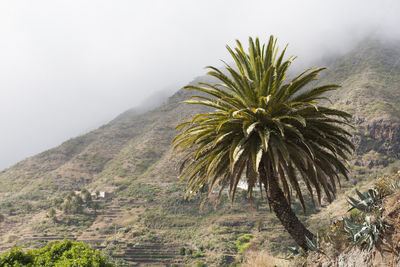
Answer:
[0,0,399,170]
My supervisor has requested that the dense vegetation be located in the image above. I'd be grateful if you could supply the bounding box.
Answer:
[0,240,114,266]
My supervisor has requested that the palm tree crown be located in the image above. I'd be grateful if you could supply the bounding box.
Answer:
[173,37,354,250]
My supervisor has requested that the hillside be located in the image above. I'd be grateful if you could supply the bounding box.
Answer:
[325,38,400,158]
[316,38,400,186]
[1,37,400,266]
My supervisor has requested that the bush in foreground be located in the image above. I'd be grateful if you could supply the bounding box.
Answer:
[0,240,114,266]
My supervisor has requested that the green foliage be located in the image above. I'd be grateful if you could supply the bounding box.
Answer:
[124,182,161,201]
[140,208,171,229]
[62,195,84,215]
[81,188,92,203]
[187,250,206,259]
[194,261,207,267]
[58,190,101,217]
[305,233,322,252]
[347,189,381,213]
[51,197,64,209]
[179,247,186,256]
[0,247,34,266]
[173,35,353,211]
[234,234,252,253]
[172,35,354,252]
[114,180,131,192]
[0,240,114,266]
[341,176,398,251]
[114,179,161,202]
[343,216,388,251]
[315,174,400,254]
[89,201,101,215]
[0,190,52,217]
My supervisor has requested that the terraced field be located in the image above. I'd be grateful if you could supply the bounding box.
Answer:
[0,197,187,266]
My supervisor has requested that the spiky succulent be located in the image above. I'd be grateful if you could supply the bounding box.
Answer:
[305,233,322,252]
[347,188,382,213]
[344,216,388,251]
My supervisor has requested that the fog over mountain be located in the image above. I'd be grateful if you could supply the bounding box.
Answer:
[0,0,399,170]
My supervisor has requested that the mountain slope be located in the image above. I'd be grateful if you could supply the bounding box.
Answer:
[323,38,400,158]
[1,38,400,265]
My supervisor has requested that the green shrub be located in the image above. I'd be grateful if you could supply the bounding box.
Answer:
[234,234,252,253]
[179,247,186,255]
[194,261,207,267]
[0,247,34,266]
[0,240,114,266]
[189,251,205,259]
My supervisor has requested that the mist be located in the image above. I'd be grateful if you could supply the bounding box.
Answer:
[0,0,399,170]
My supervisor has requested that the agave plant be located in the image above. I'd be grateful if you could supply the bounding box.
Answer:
[347,188,381,213]
[343,216,388,251]
[390,179,400,191]
[305,233,322,253]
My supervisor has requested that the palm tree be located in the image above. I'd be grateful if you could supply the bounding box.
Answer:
[172,36,354,250]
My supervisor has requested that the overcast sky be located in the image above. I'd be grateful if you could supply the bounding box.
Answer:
[0,0,399,170]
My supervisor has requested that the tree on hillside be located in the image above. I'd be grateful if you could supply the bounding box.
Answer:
[90,201,101,215]
[173,36,354,250]
[62,193,84,214]
[81,188,92,203]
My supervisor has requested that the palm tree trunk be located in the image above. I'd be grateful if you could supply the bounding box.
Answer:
[260,164,314,251]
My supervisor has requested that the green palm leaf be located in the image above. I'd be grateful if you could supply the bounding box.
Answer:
[172,35,353,250]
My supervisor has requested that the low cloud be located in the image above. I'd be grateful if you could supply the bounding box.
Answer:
[0,0,399,169]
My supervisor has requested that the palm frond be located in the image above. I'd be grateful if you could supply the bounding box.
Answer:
[172,35,353,211]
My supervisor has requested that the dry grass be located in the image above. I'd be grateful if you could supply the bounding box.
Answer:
[242,250,289,267]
